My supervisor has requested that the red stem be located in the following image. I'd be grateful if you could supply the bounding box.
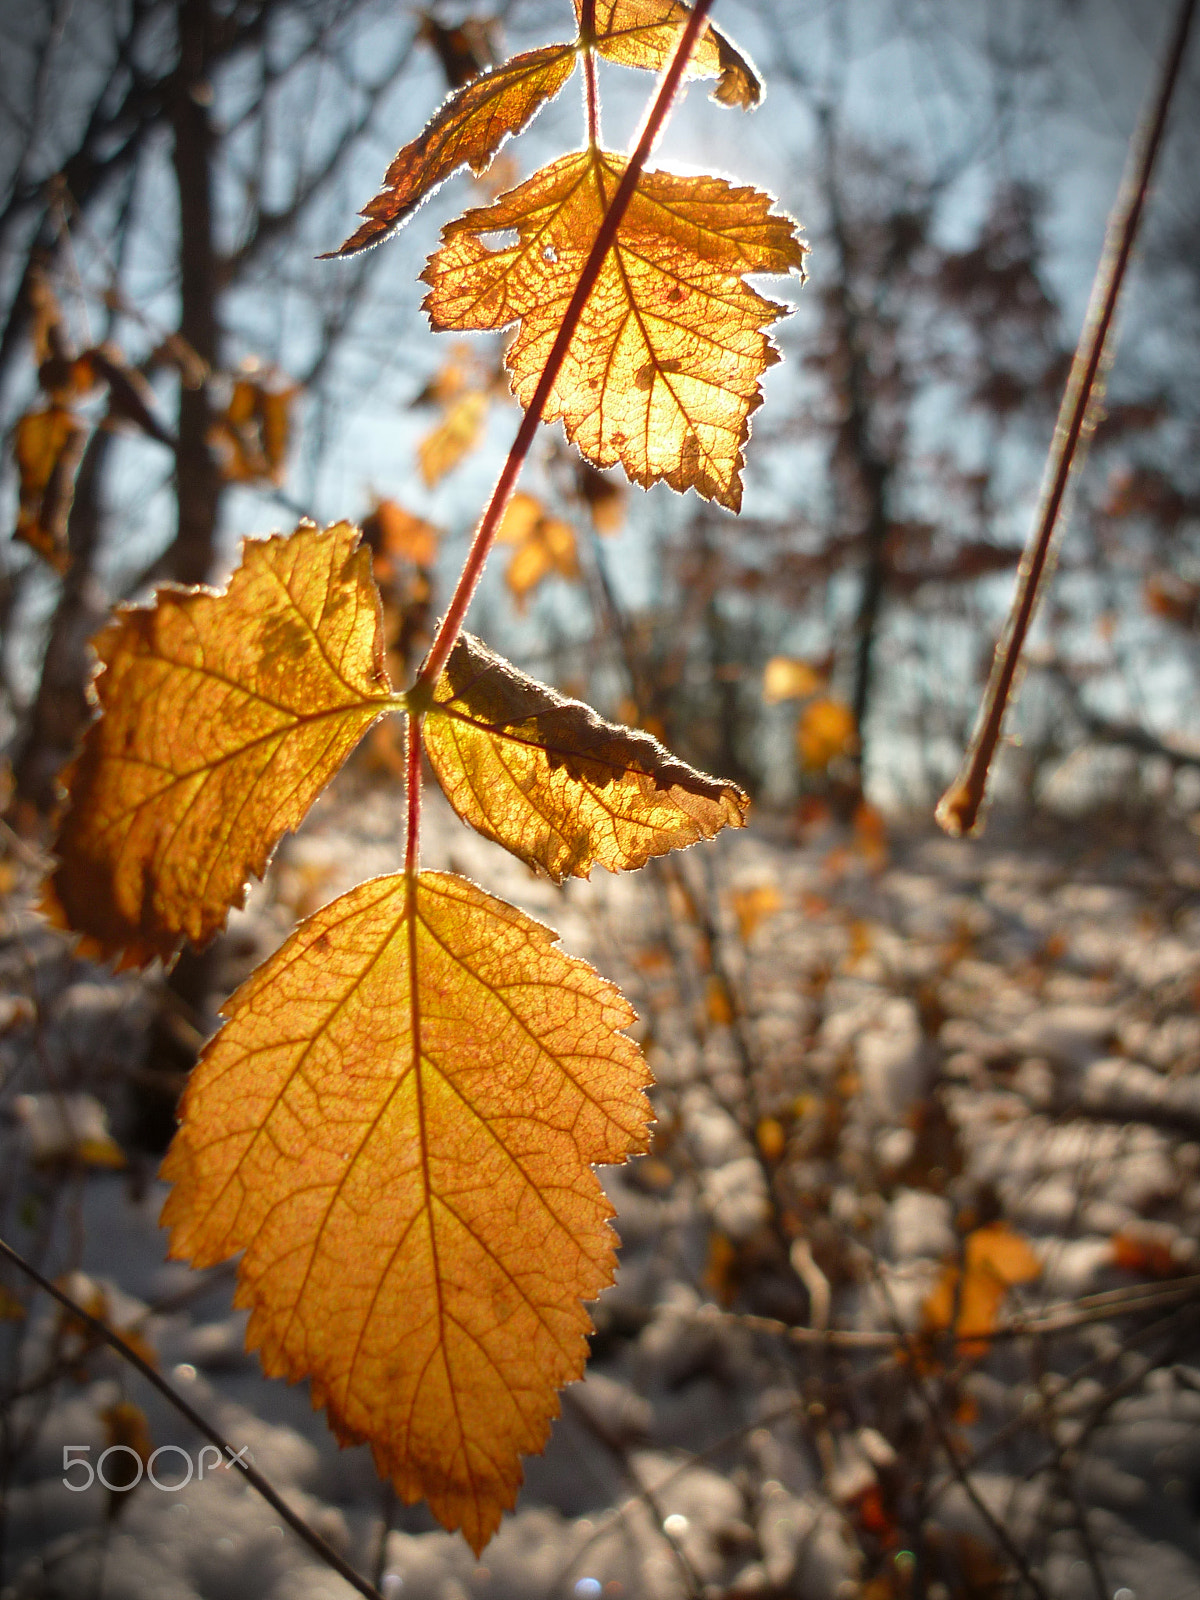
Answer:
[582,0,600,146]
[414,0,715,698]
[405,709,421,879]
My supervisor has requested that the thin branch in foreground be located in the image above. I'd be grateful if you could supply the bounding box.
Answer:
[936,0,1197,837]
[0,1236,384,1600]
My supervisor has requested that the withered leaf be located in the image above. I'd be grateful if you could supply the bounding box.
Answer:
[44,522,392,968]
[579,0,762,109]
[422,148,805,509]
[13,405,88,572]
[160,868,651,1552]
[328,46,577,256]
[422,632,748,880]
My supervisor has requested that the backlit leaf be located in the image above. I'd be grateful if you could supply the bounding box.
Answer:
[422,632,748,880]
[579,0,762,109]
[328,46,577,256]
[208,376,299,484]
[12,405,87,571]
[797,698,857,770]
[160,869,651,1551]
[423,148,805,510]
[362,498,440,576]
[43,522,392,968]
[418,389,488,486]
[496,491,579,605]
[763,655,823,704]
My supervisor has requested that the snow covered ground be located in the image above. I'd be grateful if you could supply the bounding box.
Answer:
[4,782,1200,1600]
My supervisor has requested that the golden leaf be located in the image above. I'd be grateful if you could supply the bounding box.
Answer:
[208,376,299,484]
[362,498,441,577]
[496,491,579,605]
[923,1223,1041,1356]
[762,655,823,704]
[418,389,488,487]
[579,0,762,109]
[422,632,748,880]
[422,148,805,510]
[160,869,651,1552]
[44,523,392,968]
[796,698,857,771]
[13,405,88,571]
[731,883,781,941]
[329,46,577,256]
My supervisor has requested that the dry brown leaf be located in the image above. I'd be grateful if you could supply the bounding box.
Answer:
[496,491,579,604]
[44,522,392,968]
[579,0,762,109]
[160,868,651,1552]
[797,697,857,770]
[762,655,823,704]
[422,632,748,880]
[13,405,88,571]
[418,389,488,486]
[422,148,805,510]
[330,46,577,256]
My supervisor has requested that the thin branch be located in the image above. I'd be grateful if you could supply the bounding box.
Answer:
[0,1236,385,1600]
[936,0,1198,836]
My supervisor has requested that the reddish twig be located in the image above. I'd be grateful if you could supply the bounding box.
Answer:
[936,0,1196,836]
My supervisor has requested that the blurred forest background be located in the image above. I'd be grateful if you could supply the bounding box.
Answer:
[1,0,1198,823]
[4,3,1200,1600]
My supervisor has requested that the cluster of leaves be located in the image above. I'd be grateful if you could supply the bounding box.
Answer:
[38,0,806,1556]
[12,273,177,571]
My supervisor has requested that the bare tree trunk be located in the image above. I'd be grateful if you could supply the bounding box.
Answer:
[139,0,226,1152]
[164,0,221,586]
[819,112,893,795]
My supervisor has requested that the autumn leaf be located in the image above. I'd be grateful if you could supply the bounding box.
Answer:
[422,147,805,510]
[43,522,392,968]
[923,1223,1041,1356]
[328,45,577,256]
[208,375,299,484]
[797,697,858,770]
[762,655,824,704]
[160,868,651,1551]
[362,498,440,576]
[418,389,489,486]
[12,405,88,571]
[574,459,626,533]
[580,0,762,109]
[496,491,579,605]
[731,882,781,941]
[422,632,748,880]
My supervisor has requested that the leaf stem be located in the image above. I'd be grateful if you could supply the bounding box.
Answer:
[414,0,716,696]
[581,0,601,147]
[935,0,1196,837]
[405,708,421,879]
[0,1235,384,1600]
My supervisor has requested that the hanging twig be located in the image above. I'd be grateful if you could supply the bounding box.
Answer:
[936,0,1197,836]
